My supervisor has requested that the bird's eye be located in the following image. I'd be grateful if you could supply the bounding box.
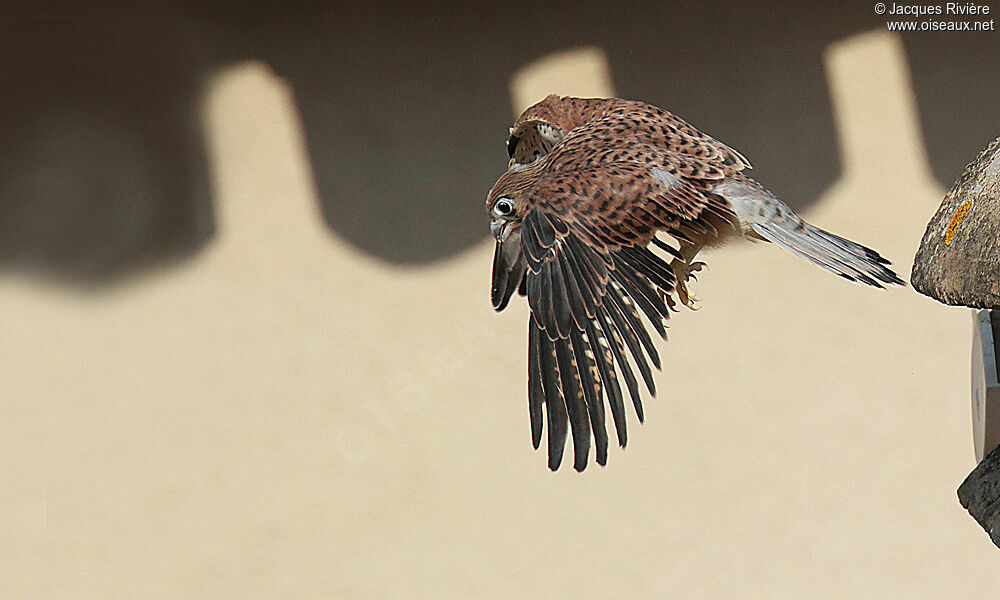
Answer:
[493,199,514,217]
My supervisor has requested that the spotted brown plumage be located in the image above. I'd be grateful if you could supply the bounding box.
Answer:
[489,95,904,471]
[508,95,751,171]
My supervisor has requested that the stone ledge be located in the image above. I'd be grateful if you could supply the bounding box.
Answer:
[912,137,1000,309]
[959,441,1000,549]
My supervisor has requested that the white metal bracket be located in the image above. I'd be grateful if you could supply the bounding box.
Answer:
[972,309,1000,462]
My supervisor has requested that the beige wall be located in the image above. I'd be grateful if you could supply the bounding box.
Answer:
[3,9,1000,599]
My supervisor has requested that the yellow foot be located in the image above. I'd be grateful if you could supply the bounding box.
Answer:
[672,261,706,310]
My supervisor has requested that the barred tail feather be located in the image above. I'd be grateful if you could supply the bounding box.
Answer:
[751,220,905,288]
[715,175,905,288]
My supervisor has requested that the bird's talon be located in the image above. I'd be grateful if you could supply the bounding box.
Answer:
[687,296,700,310]
[672,258,705,311]
[675,280,700,310]
[660,288,678,311]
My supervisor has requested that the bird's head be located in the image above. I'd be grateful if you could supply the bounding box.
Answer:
[507,95,613,166]
[486,166,537,311]
[486,167,537,242]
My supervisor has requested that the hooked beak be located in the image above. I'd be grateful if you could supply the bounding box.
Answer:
[490,219,511,242]
[491,229,525,311]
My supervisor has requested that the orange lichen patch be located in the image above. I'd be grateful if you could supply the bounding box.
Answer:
[945,200,972,246]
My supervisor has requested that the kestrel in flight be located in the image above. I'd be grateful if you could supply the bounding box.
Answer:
[487,95,904,471]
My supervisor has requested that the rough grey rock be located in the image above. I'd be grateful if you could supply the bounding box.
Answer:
[912,137,1000,309]
[958,441,1000,549]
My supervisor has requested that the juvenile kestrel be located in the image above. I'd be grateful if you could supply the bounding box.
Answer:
[488,95,904,471]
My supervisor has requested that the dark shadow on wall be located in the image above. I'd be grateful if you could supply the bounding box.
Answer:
[2,1,998,281]
[903,30,1000,186]
[0,6,219,282]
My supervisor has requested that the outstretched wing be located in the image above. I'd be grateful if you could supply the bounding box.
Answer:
[519,154,739,471]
